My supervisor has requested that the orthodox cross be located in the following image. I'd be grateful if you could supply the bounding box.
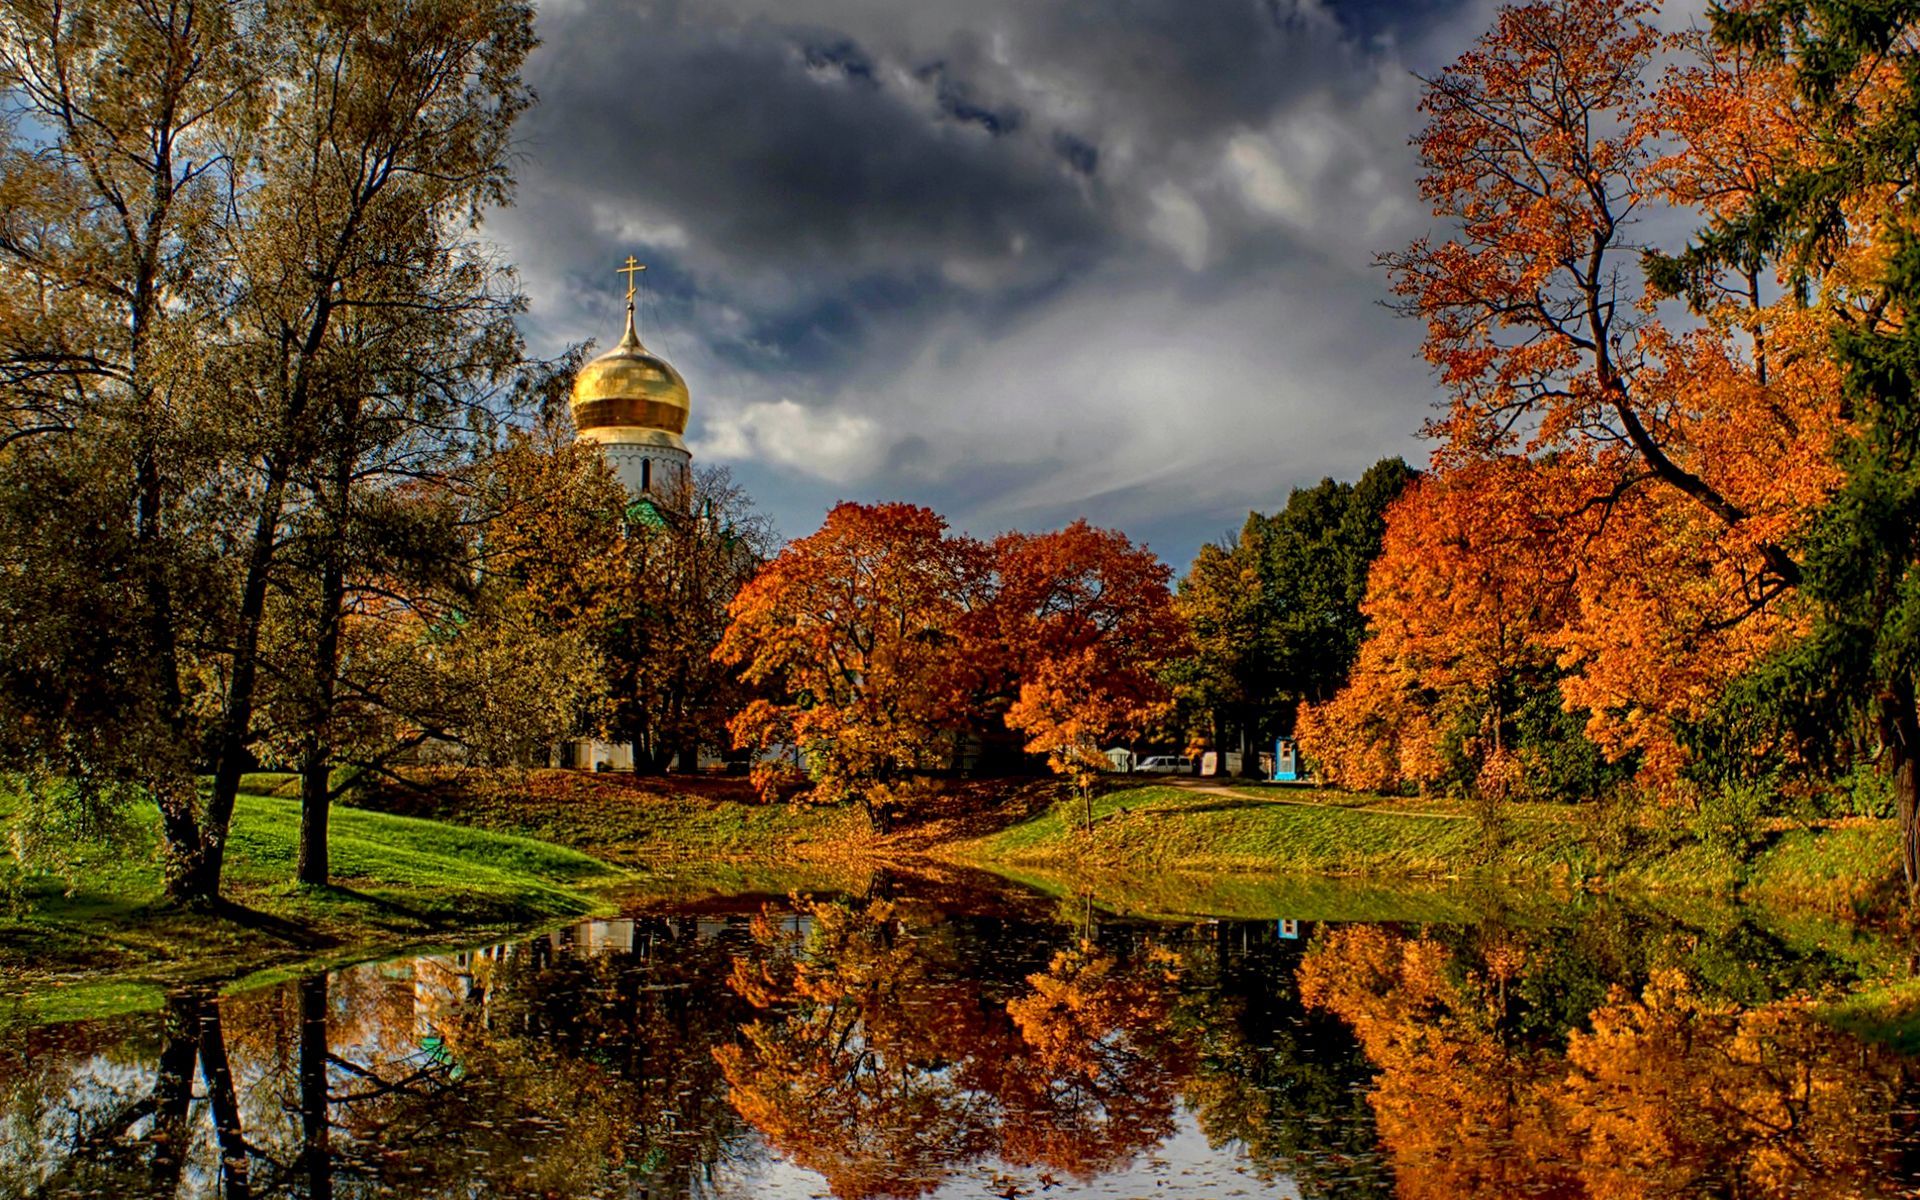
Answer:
[618,256,646,307]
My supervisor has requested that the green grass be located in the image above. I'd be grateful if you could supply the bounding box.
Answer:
[1745,822,1904,914]
[349,769,873,872]
[954,785,1590,879]
[0,789,629,1023]
[1820,977,1920,1054]
[947,785,1911,922]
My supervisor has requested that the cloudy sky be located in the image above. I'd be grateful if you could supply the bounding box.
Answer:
[493,0,1510,565]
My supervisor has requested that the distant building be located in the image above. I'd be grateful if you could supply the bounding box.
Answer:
[557,258,694,772]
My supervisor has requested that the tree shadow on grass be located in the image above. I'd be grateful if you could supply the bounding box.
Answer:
[1136,799,1272,817]
[288,884,435,927]
[205,897,338,950]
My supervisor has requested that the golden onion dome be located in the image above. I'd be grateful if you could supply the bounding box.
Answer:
[569,307,689,450]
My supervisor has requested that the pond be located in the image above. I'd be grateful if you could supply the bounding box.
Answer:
[4,875,1918,1199]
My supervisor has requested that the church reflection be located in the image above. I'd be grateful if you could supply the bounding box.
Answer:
[4,891,1920,1199]
[3,913,771,1199]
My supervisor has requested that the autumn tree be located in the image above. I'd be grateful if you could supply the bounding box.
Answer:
[1298,460,1620,797]
[246,0,537,884]
[718,504,1190,826]
[257,422,613,817]
[992,522,1185,820]
[1360,0,1845,807]
[292,415,641,784]
[476,431,775,776]
[718,503,986,829]
[1167,533,1266,765]
[1648,0,1920,891]
[0,0,261,898]
[474,418,630,634]
[0,0,539,901]
[598,466,776,773]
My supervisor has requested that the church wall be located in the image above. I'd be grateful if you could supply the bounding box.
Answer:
[599,442,690,501]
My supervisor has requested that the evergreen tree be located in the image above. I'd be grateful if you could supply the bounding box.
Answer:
[1172,457,1415,770]
[1667,0,1920,892]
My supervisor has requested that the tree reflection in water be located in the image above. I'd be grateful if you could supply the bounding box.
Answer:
[1300,922,1920,1199]
[1,891,1917,1198]
[0,916,760,1198]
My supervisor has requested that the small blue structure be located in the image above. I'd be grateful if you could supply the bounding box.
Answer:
[1273,737,1302,782]
[1277,919,1301,940]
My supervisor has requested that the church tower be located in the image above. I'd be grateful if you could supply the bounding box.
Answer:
[570,257,691,504]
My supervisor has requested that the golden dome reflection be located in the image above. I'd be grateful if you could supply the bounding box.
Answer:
[569,307,690,451]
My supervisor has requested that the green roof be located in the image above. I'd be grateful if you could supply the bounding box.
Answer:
[625,496,669,531]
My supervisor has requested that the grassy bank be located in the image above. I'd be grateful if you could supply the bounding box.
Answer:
[0,789,627,1024]
[348,771,1909,921]
[952,784,1582,874]
[946,783,1908,918]
[350,768,875,889]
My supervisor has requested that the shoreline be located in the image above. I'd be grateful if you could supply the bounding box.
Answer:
[0,790,628,1025]
[3,770,1912,1031]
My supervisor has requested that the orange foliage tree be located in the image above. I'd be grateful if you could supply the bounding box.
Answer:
[990,522,1185,818]
[1311,0,1846,799]
[717,502,986,829]
[1298,461,1581,793]
[719,505,1185,826]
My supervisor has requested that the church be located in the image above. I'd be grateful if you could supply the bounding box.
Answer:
[556,259,695,773]
[570,258,691,508]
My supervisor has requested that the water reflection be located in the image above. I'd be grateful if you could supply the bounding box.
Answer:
[2,884,1918,1198]
[1300,923,1920,1198]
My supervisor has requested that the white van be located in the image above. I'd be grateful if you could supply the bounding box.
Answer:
[1134,755,1191,775]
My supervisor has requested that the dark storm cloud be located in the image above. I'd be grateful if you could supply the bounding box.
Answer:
[519,4,1106,296]
[499,0,1490,562]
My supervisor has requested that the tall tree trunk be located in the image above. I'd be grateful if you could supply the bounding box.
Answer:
[200,202,349,900]
[298,747,333,888]
[300,452,351,887]
[1886,674,1920,901]
[154,775,207,901]
[123,27,206,904]
[192,461,292,903]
